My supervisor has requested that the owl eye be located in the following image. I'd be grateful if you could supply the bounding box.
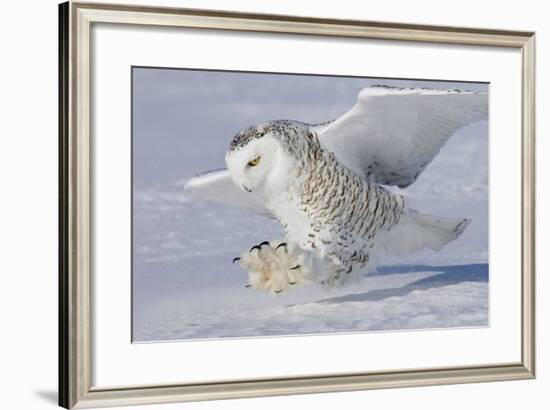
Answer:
[247,156,261,167]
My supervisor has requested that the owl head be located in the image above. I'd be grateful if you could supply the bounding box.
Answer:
[225,120,309,204]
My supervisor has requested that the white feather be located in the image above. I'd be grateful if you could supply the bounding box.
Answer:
[184,169,274,218]
[372,210,471,257]
[312,86,488,187]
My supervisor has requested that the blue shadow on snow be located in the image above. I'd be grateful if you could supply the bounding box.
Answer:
[320,263,488,304]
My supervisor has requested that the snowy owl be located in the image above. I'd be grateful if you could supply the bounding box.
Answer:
[185,85,488,293]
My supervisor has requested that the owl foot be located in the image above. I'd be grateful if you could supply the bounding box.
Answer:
[235,240,312,293]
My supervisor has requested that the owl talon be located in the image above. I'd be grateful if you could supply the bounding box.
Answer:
[232,257,241,263]
[237,240,312,293]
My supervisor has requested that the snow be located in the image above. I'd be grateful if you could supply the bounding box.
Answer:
[134,265,488,341]
[132,70,488,342]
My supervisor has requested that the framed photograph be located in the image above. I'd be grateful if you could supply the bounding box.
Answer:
[59,1,535,408]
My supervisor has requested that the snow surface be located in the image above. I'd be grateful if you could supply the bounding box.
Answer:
[132,70,488,342]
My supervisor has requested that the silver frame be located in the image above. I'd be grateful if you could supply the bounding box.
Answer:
[59,1,536,408]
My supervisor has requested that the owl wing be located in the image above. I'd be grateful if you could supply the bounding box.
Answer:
[183,169,275,218]
[312,85,488,188]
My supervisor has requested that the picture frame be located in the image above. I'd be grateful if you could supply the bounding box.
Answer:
[59,1,536,408]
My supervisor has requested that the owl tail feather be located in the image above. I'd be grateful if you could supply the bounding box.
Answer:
[373,210,470,257]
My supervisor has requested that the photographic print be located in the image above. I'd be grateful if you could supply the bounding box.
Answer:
[59,6,535,407]
[132,68,489,342]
